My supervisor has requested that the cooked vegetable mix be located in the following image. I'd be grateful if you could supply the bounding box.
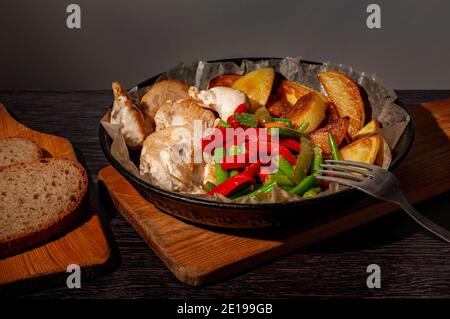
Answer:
[194,67,386,201]
[121,66,386,202]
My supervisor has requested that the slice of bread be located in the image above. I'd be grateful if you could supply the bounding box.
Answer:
[0,137,43,168]
[0,158,88,258]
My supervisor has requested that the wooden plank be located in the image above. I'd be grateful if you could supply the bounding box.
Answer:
[0,104,113,291]
[98,99,450,286]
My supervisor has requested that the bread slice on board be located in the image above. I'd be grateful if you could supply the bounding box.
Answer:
[0,137,43,168]
[0,158,88,258]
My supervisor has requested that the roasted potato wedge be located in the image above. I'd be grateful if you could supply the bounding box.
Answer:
[352,119,380,140]
[232,67,275,112]
[286,92,327,133]
[266,98,291,117]
[375,135,389,167]
[310,117,350,155]
[208,74,242,89]
[318,71,365,136]
[277,80,330,106]
[340,133,381,164]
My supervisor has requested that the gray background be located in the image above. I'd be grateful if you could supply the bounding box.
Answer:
[1,0,449,90]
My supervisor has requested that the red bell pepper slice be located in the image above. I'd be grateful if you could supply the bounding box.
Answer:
[226,103,248,122]
[207,173,255,196]
[243,161,262,177]
[279,138,301,153]
[246,140,297,166]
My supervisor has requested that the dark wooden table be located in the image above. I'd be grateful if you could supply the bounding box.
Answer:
[1,90,450,298]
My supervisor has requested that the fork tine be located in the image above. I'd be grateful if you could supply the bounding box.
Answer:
[315,175,358,187]
[315,169,365,181]
[320,164,374,177]
[324,159,374,171]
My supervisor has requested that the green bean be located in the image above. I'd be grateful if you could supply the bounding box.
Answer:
[203,182,216,192]
[266,174,296,187]
[229,170,239,177]
[228,144,246,156]
[278,156,294,177]
[241,113,258,120]
[289,175,316,195]
[215,162,229,184]
[328,133,342,160]
[228,185,255,200]
[311,147,323,176]
[213,147,226,162]
[244,181,277,200]
[214,147,228,184]
[303,187,322,198]
[269,127,302,139]
[274,118,292,128]
[217,120,230,128]
[239,117,258,127]
[281,186,295,192]
[255,107,273,124]
[297,122,309,133]
[292,137,313,183]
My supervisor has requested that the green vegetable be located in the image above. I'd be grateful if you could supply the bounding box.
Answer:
[266,174,296,187]
[303,187,322,198]
[311,147,323,176]
[217,120,230,128]
[297,122,309,133]
[268,127,302,139]
[233,113,258,127]
[214,147,229,184]
[228,185,255,199]
[289,175,316,195]
[228,144,246,156]
[203,182,216,192]
[255,107,273,123]
[229,169,239,177]
[213,147,226,162]
[215,162,229,184]
[240,118,258,127]
[241,113,258,120]
[277,156,294,177]
[328,133,342,160]
[292,138,313,183]
[281,186,294,192]
[242,181,277,200]
[274,118,292,128]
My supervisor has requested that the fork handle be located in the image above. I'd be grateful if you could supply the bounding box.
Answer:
[397,200,450,243]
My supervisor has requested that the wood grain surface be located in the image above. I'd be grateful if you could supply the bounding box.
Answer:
[0,104,116,293]
[0,90,449,298]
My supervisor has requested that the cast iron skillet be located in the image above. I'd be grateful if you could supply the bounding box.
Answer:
[99,57,414,229]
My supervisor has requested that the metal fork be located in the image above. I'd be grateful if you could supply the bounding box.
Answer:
[316,159,450,243]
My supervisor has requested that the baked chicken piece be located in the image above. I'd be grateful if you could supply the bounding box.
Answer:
[189,86,248,120]
[154,98,216,131]
[139,125,204,193]
[140,79,189,120]
[110,82,153,149]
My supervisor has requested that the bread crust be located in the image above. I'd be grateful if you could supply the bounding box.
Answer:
[0,158,88,259]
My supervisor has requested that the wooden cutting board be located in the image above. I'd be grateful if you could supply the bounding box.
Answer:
[98,99,450,286]
[0,104,116,295]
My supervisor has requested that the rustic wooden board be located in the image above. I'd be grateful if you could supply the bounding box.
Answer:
[0,104,115,293]
[98,99,450,287]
